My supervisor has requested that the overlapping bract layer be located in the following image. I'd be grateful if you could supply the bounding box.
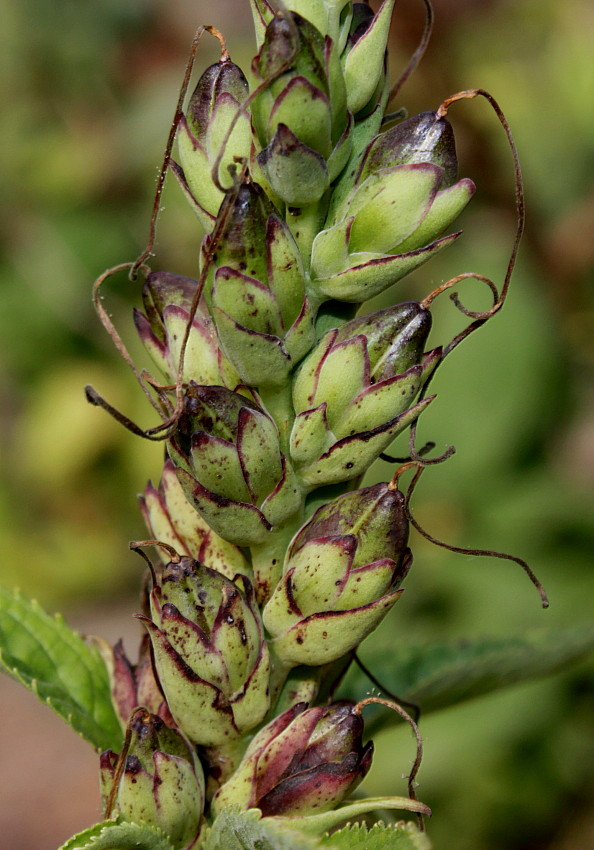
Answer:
[169,384,301,545]
[100,712,204,850]
[140,558,270,747]
[263,482,411,666]
[252,12,352,206]
[311,111,476,302]
[140,458,250,580]
[211,701,372,816]
[204,181,316,387]
[134,271,240,388]
[290,302,438,487]
[175,57,251,230]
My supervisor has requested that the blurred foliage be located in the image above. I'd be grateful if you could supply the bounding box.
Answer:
[0,0,593,849]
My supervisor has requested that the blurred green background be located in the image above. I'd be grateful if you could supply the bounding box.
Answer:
[1,0,593,848]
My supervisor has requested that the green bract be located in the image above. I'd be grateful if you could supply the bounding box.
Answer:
[140,559,270,747]
[205,181,316,387]
[290,303,438,487]
[263,482,411,666]
[100,711,205,850]
[169,383,302,545]
[175,57,251,230]
[251,12,352,206]
[134,271,240,389]
[311,111,476,302]
[140,459,251,580]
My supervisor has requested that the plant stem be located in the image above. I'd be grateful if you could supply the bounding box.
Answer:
[258,383,294,457]
[250,507,304,605]
[286,201,325,272]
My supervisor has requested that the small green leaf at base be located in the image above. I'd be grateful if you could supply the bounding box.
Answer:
[58,820,176,850]
[321,821,432,850]
[204,809,323,850]
[0,586,122,752]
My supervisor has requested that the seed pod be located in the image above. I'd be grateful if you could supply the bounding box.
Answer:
[211,701,372,816]
[290,303,438,487]
[100,711,204,850]
[139,558,270,747]
[168,383,302,546]
[139,458,250,580]
[133,271,240,388]
[311,111,475,303]
[251,12,352,206]
[206,181,316,387]
[263,482,411,666]
[175,57,251,230]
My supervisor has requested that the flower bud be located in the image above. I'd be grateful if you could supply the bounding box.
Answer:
[175,58,251,230]
[168,383,302,546]
[139,559,270,746]
[342,0,394,116]
[211,701,372,816]
[133,271,240,388]
[206,181,316,387]
[251,13,352,206]
[100,711,204,849]
[139,458,250,580]
[290,303,438,487]
[263,482,411,666]
[311,111,475,303]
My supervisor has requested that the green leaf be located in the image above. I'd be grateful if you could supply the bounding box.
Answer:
[204,808,323,850]
[0,586,122,752]
[321,821,431,850]
[58,820,176,850]
[340,625,594,717]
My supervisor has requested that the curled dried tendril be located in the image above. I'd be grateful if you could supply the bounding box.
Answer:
[353,652,421,722]
[403,86,524,468]
[388,0,434,104]
[379,440,436,464]
[354,696,426,829]
[400,464,550,609]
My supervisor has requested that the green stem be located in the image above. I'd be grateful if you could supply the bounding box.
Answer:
[258,383,294,457]
[286,201,325,272]
[266,644,296,714]
[250,507,304,604]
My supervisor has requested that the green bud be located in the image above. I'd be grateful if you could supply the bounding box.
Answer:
[207,181,316,387]
[251,12,351,206]
[140,458,251,580]
[175,58,251,230]
[290,303,438,487]
[139,559,271,746]
[263,482,410,666]
[250,0,353,48]
[343,0,395,115]
[212,701,372,817]
[169,384,302,546]
[100,711,204,849]
[311,111,475,302]
[133,271,240,388]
